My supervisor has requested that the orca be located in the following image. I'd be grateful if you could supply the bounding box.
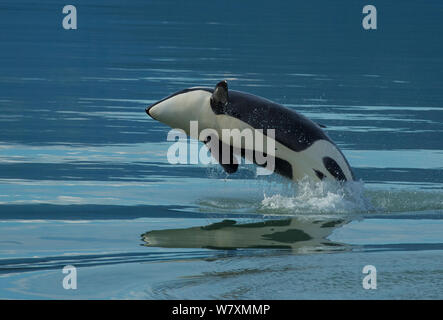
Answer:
[142,217,349,251]
[145,80,354,182]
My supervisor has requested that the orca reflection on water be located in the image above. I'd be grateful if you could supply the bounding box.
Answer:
[145,81,354,182]
[141,218,349,252]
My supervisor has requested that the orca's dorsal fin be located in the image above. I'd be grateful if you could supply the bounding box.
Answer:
[203,134,238,174]
[210,80,229,114]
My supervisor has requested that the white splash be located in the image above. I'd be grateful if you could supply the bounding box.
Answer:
[260,177,372,215]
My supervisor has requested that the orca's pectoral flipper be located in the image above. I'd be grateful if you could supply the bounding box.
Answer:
[203,135,238,174]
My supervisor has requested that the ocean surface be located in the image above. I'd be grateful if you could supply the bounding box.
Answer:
[0,0,442,299]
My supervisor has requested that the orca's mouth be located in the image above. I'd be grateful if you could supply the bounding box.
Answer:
[145,98,168,120]
[145,105,156,120]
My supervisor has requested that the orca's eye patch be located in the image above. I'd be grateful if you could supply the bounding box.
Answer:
[322,157,347,181]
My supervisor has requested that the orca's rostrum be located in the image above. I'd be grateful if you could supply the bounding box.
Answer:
[146,80,354,182]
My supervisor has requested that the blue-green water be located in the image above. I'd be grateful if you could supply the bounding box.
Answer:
[0,0,442,299]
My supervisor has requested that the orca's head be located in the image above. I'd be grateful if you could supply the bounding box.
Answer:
[145,81,229,132]
[145,87,213,131]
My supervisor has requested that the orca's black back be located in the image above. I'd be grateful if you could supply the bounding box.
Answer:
[214,90,331,152]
